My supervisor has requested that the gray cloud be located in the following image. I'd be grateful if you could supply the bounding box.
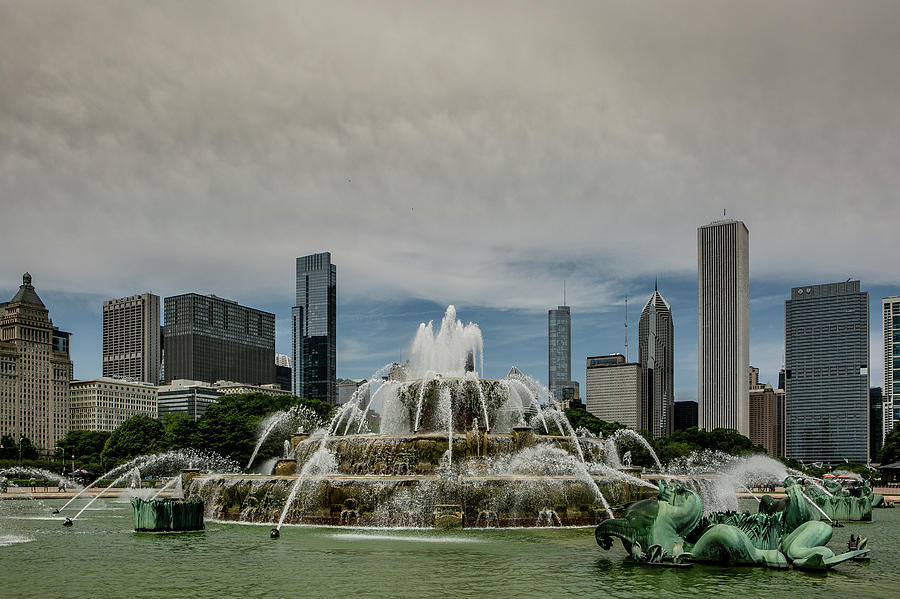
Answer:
[2,0,899,310]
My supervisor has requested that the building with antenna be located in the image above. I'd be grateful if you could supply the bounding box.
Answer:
[639,284,674,438]
[548,303,576,402]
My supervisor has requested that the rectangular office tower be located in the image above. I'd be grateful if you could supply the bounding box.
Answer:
[164,294,275,385]
[293,253,336,404]
[585,354,641,429]
[102,293,161,384]
[882,297,900,441]
[548,305,572,402]
[698,219,750,435]
[785,281,869,463]
[639,288,674,437]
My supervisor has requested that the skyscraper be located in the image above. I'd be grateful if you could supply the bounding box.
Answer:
[548,305,572,402]
[584,354,641,429]
[698,219,750,435]
[163,293,275,385]
[785,281,869,463]
[102,293,161,384]
[638,286,674,437]
[293,252,336,404]
[883,297,900,441]
[0,273,73,450]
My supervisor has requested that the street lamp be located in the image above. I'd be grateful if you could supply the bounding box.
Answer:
[18,436,24,465]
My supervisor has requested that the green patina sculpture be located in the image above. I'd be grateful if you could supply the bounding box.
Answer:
[803,479,874,521]
[595,477,868,571]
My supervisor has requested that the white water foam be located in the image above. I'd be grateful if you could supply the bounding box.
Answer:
[0,535,33,547]
[329,533,484,544]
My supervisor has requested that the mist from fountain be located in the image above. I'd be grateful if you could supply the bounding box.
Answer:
[58,450,239,519]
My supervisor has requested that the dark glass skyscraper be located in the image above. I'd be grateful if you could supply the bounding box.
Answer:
[163,293,275,385]
[785,281,869,463]
[293,252,337,404]
[639,287,674,438]
[548,305,572,402]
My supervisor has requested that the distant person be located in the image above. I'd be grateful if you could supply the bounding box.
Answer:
[29,477,36,491]
[57,480,66,492]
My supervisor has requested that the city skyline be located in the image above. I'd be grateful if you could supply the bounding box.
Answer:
[2,2,899,407]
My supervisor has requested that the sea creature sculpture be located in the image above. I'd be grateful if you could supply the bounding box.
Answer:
[595,477,869,571]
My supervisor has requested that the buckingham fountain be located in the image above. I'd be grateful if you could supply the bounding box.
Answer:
[187,306,659,531]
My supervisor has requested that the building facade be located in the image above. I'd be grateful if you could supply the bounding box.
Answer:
[871,387,884,459]
[157,379,223,420]
[0,273,73,450]
[883,297,900,441]
[548,305,574,402]
[698,219,750,435]
[164,293,275,386]
[785,281,869,463]
[674,400,698,431]
[70,378,157,432]
[275,353,292,392]
[585,354,641,429]
[638,288,674,437]
[293,252,337,404]
[102,293,161,384]
[749,384,785,458]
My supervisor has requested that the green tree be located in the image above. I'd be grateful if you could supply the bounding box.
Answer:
[17,437,38,460]
[56,429,110,472]
[101,414,164,465]
[0,435,17,460]
[562,408,626,437]
[879,423,900,464]
[159,413,197,450]
[195,393,333,464]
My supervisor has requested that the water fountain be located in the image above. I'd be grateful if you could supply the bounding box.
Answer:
[188,306,658,530]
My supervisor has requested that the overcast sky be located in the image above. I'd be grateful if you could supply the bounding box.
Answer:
[2,1,898,397]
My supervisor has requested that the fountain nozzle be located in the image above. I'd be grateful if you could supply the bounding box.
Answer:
[63,517,73,527]
[270,527,280,539]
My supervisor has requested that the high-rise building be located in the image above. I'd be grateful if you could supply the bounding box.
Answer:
[0,273,73,450]
[102,293,161,384]
[638,287,674,437]
[548,305,573,402]
[275,353,292,392]
[584,354,641,429]
[871,387,884,460]
[749,384,785,458]
[674,400,698,431]
[163,293,275,385]
[698,219,750,435]
[70,378,157,432]
[157,379,222,420]
[883,297,900,441]
[785,281,869,463]
[293,252,337,404]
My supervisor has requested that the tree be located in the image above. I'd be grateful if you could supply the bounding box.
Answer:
[0,435,17,460]
[56,429,110,472]
[101,414,164,465]
[159,413,197,450]
[879,423,900,464]
[195,393,334,464]
[562,408,626,437]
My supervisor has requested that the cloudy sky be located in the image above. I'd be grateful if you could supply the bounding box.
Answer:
[2,1,898,399]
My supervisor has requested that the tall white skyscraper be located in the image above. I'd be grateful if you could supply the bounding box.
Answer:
[883,296,900,441]
[102,293,161,384]
[697,219,750,435]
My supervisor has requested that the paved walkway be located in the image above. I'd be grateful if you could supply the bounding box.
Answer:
[0,486,171,500]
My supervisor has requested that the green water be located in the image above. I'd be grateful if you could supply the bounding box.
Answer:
[1,497,898,598]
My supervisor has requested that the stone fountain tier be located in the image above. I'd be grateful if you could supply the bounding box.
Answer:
[392,377,520,434]
[188,472,654,528]
[276,429,593,477]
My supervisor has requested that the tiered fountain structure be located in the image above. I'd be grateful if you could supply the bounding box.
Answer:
[188,306,657,529]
